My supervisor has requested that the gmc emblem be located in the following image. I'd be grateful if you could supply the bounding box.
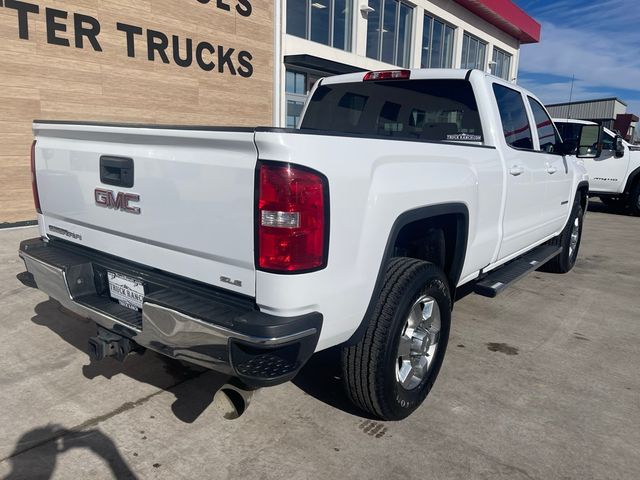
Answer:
[95,188,141,215]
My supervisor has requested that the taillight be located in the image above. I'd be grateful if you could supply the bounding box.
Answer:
[31,140,42,214]
[363,69,411,81]
[257,163,328,273]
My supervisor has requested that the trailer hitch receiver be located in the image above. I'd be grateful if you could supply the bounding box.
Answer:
[88,326,138,362]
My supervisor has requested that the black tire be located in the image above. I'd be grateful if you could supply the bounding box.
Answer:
[542,199,584,273]
[341,258,451,421]
[629,182,640,216]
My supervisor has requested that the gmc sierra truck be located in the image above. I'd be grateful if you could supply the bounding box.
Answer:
[20,69,595,420]
[554,118,640,215]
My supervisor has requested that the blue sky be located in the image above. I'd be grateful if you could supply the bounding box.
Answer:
[514,0,640,115]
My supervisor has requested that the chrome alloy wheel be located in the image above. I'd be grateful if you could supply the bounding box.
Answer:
[569,216,581,259]
[396,295,441,391]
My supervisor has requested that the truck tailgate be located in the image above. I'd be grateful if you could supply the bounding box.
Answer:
[33,122,258,296]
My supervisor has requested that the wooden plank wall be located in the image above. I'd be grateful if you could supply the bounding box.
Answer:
[0,0,274,224]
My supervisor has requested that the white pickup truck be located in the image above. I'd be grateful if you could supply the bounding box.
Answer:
[20,69,593,420]
[554,118,640,214]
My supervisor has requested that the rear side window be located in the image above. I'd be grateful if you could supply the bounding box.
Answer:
[300,79,484,143]
[528,97,562,153]
[493,84,533,150]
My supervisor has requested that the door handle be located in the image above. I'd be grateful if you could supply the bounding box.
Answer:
[546,163,558,175]
[509,165,525,176]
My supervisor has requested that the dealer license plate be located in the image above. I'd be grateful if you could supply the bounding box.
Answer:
[107,271,145,311]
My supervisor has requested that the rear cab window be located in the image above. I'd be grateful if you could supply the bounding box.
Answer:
[300,79,484,144]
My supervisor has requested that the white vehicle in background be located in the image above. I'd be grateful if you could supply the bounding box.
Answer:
[554,118,640,214]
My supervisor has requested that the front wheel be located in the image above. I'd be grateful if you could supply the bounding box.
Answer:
[542,199,584,273]
[341,258,451,420]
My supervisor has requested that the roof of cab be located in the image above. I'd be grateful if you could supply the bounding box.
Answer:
[320,68,473,86]
[552,118,598,125]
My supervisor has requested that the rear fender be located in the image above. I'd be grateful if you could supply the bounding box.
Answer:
[345,203,469,346]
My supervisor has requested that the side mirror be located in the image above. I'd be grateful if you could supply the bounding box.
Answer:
[576,125,604,159]
[615,136,625,158]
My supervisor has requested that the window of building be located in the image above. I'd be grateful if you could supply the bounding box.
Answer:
[300,79,484,143]
[491,48,512,80]
[366,0,414,68]
[286,0,353,51]
[285,70,308,128]
[528,97,562,153]
[493,84,533,150]
[421,14,455,69]
[461,33,487,70]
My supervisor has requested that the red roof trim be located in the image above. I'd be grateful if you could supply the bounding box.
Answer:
[453,0,541,44]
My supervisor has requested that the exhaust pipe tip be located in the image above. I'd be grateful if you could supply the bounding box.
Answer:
[215,383,256,420]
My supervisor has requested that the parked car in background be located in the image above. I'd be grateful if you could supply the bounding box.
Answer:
[554,118,640,214]
[21,69,592,420]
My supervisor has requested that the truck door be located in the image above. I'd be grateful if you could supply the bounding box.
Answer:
[527,97,572,235]
[584,129,628,194]
[492,83,547,259]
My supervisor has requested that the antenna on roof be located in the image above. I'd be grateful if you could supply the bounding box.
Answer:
[567,74,575,119]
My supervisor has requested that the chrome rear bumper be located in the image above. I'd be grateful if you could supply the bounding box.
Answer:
[20,238,322,387]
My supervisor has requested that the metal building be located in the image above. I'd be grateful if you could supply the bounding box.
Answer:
[547,98,638,142]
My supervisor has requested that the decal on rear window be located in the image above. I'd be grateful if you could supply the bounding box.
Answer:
[447,133,482,141]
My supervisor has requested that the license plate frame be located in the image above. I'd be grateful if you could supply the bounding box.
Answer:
[107,271,145,311]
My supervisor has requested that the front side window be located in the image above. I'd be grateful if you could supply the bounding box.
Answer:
[493,84,533,150]
[461,33,487,70]
[366,0,414,67]
[421,14,455,68]
[300,79,483,143]
[286,0,353,51]
[491,48,512,80]
[601,131,615,150]
[528,97,562,153]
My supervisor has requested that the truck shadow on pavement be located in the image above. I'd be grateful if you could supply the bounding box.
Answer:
[2,425,137,480]
[27,295,368,422]
[292,347,376,419]
[587,199,634,216]
[29,298,233,424]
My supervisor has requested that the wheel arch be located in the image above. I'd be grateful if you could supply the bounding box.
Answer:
[576,180,589,212]
[345,203,469,346]
[623,166,640,194]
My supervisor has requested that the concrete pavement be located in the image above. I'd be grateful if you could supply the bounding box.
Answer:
[1,205,639,479]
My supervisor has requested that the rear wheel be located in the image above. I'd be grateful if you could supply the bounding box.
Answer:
[542,199,584,273]
[341,258,451,420]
